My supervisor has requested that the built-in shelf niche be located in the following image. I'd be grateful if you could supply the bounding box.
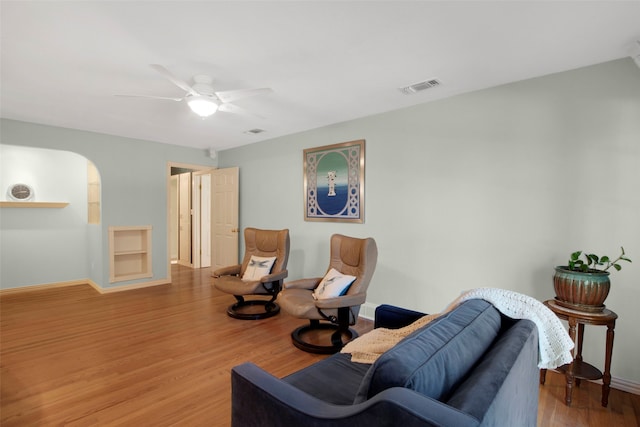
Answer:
[109,225,152,283]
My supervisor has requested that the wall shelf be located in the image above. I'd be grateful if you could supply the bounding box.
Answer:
[0,201,69,208]
[109,225,152,283]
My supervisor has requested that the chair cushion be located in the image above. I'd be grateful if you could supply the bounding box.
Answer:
[277,288,321,318]
[242,255,276,281]
[353,299,501,404]
[312,268,356,300]
[214,275,266,295]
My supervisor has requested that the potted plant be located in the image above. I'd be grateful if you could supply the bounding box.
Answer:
[554,247,631,312]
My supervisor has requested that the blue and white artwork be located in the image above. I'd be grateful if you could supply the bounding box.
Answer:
[304,140,364,222]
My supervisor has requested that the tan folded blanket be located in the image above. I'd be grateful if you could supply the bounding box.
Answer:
[341,299,459,364]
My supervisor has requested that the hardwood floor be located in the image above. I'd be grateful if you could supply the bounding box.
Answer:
[538,371,640,427]
[1,265,639,426]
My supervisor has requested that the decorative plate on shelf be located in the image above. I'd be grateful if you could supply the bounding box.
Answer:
[7,183,34,201]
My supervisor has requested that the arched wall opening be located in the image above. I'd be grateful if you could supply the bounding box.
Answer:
[0,144,103,289]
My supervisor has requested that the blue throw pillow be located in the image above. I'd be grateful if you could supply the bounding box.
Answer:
[354,299,501,403]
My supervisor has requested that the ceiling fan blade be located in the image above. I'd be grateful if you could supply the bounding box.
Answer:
[215,88,272,104]
[114,94,184,101]
[218,102,265,119]
[150,64,199,96]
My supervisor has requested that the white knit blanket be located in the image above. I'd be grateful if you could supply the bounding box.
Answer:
[342,288,574,369]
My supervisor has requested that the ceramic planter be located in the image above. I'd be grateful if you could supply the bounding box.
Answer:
[553,266,610,312]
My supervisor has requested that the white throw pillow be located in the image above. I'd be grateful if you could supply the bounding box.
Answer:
[313,268,357,300]
[242,256,276,281]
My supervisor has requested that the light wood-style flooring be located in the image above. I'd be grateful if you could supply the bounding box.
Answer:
[1,265,639,426]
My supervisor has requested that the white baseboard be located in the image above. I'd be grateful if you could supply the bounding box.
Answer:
[0,279,89,294]
[1,278,170,295]
[360,302,378,320]
[94,278,170,294]
[593,377,640,396]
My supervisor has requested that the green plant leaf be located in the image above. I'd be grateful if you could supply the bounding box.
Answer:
[568,247,631,273]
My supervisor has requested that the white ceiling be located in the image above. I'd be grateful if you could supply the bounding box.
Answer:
[1,1,639,152]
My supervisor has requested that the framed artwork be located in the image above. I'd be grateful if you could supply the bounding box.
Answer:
[303,139,365,223]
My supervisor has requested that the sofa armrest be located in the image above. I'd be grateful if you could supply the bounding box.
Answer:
[231,363,479,427]
[445,320,539,426]
[374,304,426,329]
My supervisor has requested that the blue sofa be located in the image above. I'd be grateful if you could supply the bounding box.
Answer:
[231,299,539,427]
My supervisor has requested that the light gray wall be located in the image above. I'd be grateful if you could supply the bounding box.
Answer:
[219,58,640,383]
[0,120,216,289]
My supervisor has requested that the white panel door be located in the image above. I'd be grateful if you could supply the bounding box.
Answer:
[178,172,192,267]
[195,172,212,268]
[192,174,202,268]
[169,175,179,261]
[211,167,239,270]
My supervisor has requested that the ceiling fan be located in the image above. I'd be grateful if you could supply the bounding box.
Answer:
[116,64,272,118]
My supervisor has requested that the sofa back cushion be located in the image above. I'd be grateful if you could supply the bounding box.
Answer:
[354,299,501,403]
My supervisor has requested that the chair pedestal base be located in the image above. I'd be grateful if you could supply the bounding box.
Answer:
[227,300,280,320]
[291,323,359,354]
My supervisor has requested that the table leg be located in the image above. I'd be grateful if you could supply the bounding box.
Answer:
[540,369,547,385]
[602,322,615,407]
[565,317,577,406]
[575,323,585,387]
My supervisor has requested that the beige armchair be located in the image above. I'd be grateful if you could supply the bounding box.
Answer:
[212,228,290,320]
[278,234,378,353]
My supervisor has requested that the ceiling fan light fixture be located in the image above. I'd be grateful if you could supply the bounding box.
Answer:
[187,96,218,117]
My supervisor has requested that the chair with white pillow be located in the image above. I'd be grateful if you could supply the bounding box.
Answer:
[212,228,290,320]
[278,234,378,353]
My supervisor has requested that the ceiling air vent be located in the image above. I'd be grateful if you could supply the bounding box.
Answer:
[399,79,442,95]
[244,128,266,135]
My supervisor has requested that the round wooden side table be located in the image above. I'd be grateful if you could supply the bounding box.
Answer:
[539,299,617,407]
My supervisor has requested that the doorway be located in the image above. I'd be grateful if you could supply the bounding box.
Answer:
[169,165,211,268]
[167,163,239,278]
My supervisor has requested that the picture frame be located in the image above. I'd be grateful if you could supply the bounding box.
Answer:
[303,139,365,223]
